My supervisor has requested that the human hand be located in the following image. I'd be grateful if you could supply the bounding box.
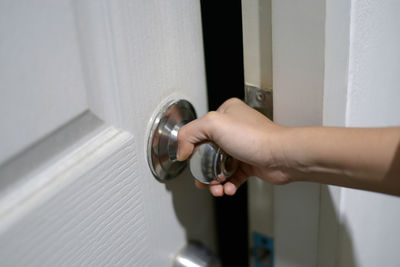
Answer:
[177,98,293,196]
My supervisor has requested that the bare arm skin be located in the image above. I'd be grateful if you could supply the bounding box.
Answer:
[177,98,400,197]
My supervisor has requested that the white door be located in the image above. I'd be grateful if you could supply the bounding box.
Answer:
[0,1,216,266]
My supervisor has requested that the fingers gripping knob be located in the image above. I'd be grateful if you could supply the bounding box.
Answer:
[189,142,239,184]
[147,99,238,183]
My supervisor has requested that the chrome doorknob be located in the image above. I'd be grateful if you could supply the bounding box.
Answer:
[147,99,238,183]
[147,99,196,181]
[189,142,239,184]
[173,242,221,267]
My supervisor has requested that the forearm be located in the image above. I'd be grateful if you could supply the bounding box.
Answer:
[284,127,400,195]
[178,98,400,197]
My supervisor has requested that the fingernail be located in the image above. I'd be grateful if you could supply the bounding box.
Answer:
[176,150,185,161]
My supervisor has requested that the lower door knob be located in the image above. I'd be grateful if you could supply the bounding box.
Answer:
[173,242,221,267]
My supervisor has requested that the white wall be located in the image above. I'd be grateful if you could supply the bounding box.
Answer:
[318,0,351,266]
[321,0,400,266]
[339,0,400,266]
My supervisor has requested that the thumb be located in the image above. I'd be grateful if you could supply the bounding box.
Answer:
[177,112,219,161]
[176,138,194,161]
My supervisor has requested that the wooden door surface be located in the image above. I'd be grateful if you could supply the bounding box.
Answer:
[0,1,216,266]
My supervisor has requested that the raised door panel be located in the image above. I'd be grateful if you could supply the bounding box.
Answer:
[0,1,215,266]
[0,0,89,165]
[0,127,151,266]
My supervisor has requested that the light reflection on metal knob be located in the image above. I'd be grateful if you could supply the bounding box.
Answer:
[189,142,239,184]
[173,242,221,267]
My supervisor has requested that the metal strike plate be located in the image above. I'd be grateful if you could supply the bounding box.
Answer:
[245,85,273,120]
[147,99,196,181]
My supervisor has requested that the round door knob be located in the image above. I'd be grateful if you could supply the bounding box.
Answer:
[147,99,238,183]
[189,142,239,184]
[147,99,197,181]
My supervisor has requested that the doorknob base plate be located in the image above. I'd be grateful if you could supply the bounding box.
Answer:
[147,99,197,181]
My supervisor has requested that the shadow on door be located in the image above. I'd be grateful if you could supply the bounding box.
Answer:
[166,168,218,252]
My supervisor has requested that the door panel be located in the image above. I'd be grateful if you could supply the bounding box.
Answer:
[0,128,151,266]
[0,0,88,164]
[0,0,215,266]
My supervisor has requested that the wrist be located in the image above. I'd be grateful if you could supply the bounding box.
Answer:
[278,127,317,182]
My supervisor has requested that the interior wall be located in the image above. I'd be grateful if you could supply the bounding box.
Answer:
[321,0,400,266]
[337,0,400,266]
[318,0,352,266]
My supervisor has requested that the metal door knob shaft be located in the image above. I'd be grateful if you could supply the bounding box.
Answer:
[147,99,238,183]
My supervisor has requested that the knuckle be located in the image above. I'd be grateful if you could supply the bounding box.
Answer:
[224,97,242,106]
[205,111,220,122]
[218,98,243,112]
